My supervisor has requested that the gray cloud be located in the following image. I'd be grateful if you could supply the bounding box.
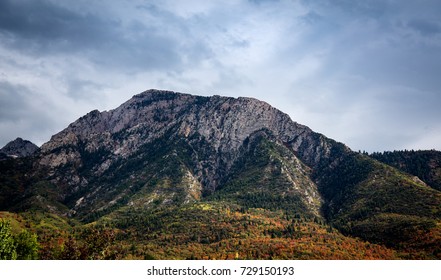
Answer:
[408,19,441,36]
[0,81,66,146]
[0,0,210,72]
[0,0,117,51]
[0,82,29,121]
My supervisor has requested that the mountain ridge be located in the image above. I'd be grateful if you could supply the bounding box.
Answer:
[1,89,440,259]
[37,89,338,207]
[370,150,441,191]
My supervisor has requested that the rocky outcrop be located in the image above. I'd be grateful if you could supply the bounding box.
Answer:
[0,137,39,158]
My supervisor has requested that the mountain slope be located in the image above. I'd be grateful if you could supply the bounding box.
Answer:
[209,129,322,218]
[0,89,440,259]
[371,150,441,191]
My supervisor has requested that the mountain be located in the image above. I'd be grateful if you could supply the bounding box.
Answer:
[371,150,441,191]
[0,138,39,159]
[37,90,330,219]
[0,89,440,259]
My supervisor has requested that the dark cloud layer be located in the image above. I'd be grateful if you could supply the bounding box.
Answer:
[0,0,208,72]
[0,0,117,51]
[0,0,440,152]
[0,81,65,145]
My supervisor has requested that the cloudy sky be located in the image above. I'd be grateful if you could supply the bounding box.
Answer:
[1,0,440,152]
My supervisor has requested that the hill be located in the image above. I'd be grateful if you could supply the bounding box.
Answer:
[371,150,441,191]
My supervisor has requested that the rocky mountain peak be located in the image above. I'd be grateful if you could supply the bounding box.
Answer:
[39,90,334,170]
[0,137,39,158]
[132,89,190,100]
[34,90,341,217]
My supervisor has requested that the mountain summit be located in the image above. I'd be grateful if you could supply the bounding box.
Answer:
[1,89,440,259]
[0,137,39,159]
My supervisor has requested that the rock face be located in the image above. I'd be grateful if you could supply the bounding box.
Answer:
[40,90,333,167]
[36,89,342,218]
[0,138,39,158]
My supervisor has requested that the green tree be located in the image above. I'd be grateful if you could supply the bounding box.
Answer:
[0,219,40,260]
[14,230,39,260]
[0,219,17,260]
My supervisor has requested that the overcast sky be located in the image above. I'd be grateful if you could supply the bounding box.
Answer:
[1,0,440,152]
